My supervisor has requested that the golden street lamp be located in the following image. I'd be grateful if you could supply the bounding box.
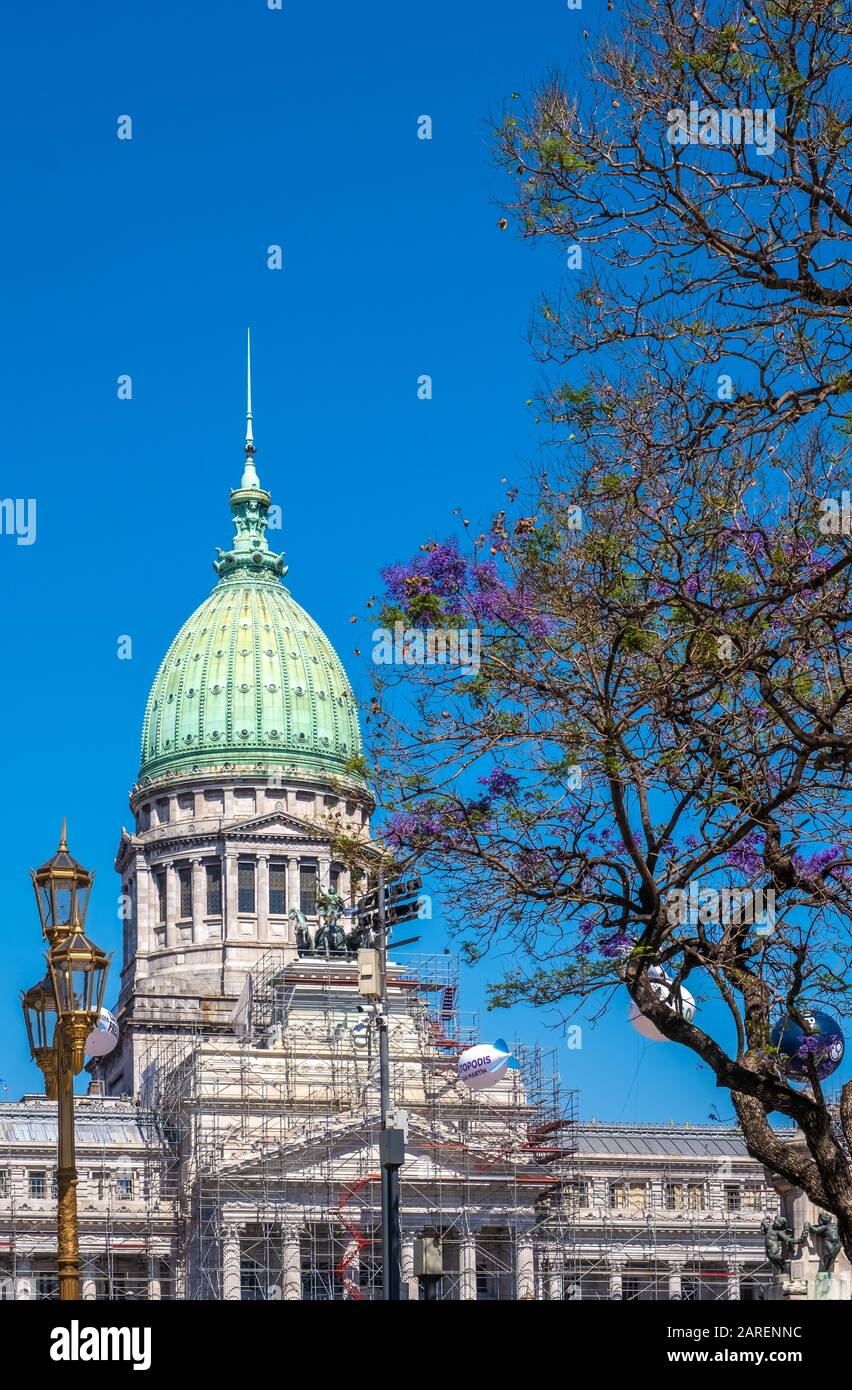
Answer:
[21,975,59,1100]
[30,817,93,945]
[21,823,111,1301]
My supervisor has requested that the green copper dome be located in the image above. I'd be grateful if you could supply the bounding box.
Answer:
[137,357,362,788]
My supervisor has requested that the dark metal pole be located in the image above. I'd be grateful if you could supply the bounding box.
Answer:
[56,1034,81,1300]
[378,865,402,1301]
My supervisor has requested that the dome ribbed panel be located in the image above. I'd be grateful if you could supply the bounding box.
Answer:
[137,576,362,786]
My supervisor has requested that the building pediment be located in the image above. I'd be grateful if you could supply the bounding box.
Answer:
[116,809,347,869]
[224,808,331,843]
[205,1112,552,1190]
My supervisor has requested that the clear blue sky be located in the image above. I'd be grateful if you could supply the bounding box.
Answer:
[0,0,812,1124]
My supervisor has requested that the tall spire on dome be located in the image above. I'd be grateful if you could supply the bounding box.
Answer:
[241,327,261,490]
[214,330,287,582]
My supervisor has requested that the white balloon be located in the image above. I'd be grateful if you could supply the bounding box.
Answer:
[628,981,695,1042]
[458,1040,517,1090]
[84,1008,120,1057]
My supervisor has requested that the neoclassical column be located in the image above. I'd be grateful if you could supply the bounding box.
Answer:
[707,1174,725,1213]
[281,1226,302,1301]
[148,1255,162,1300]
[191,858,205,943]
[727,1262,741,1301]
[318,853,331,892]
[222,1224,242,1301]
[224,852,239,939]
[14,1257,32,1300]
[173,1255,188,1301]
[547,1246,563,1300]
[287,857,301,920]
[609,1258,625,1300]
[459,1233,478,1301]
[256,854,270,942]
[668,1258,686,1300]
[516,1230,536,1300]
[401,1235,418,1301]
[165,862,177,948]
[135,857,152,962]
[340,1238,360,1299]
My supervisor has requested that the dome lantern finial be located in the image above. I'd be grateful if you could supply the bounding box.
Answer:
[240,327,261,491]
[213,331,288,583]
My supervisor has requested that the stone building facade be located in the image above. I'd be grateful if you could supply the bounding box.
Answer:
[1,363,841,1300]
[102,378,374,1097]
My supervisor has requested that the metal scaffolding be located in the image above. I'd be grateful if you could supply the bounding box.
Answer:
[137,950,580,1300]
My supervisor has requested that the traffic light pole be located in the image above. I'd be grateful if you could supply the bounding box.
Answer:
[378,865,403,1301]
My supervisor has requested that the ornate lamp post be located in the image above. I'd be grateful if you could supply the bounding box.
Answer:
[20,821,111,1301]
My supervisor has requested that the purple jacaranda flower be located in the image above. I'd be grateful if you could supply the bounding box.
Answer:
[472,563,556,638]
[793,845,846,876]
[599,933,634,959]
[725,831,765,875]
[381,539,469,605]
[477,768,520,798]
[384,810,445,847]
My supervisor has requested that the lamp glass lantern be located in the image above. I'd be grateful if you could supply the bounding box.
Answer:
[48,933,110,1021]
[21,972,60,1098]
[30,820,94,942]
[21,973,58,1055]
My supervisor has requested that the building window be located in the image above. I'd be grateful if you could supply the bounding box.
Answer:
[623,1277,643,1301]
[36,1273,58,1300]
[177,793,195,818]
[155,798,170,825]
[115,1174,134,1201]
[177,865,192,920]
[240,1257,264,1301]
[609,1182,647,1211]
[300,864,318,916]
[330,866,341,894]
[269,862,287,916]
[0,1171,8,1198]
[29,1171,47,1199]
[686,1183,705,1212]
[206,861,222,915]
[90,1169,105,1200]
[107,1272,136,1301]
[565,1179,589,1207]
[742,1184,763,1210]
[664,1182,683,1211]
[724,1184,742,1212]
[155,870,166,924]
[238,861,256,914]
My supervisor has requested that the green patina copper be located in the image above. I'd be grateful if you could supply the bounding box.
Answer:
[137,396,362,788]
